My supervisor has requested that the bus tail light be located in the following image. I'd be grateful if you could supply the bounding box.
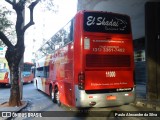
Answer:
[78,72,85,90]
[125,93,133,96]
[4,72,8,79]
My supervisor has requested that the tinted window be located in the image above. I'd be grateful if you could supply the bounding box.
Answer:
[36,66,49,78]
[36,19,74,60]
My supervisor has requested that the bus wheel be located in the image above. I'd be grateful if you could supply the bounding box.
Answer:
[36,81,39,91]
[55,89,61,106]
[36,82,38,89]
[50,87,56,103]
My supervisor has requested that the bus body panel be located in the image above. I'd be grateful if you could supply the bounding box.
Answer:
[35,55,51,95]
[35,43,75,106]
[75,86,135,107]
[73,11,135,107]
[83,36,134,90]
[54,43,74,106]
[74,11,84,82]
[85,70,134,90]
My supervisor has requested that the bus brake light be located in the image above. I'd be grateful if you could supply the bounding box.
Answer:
[78,72,85,90]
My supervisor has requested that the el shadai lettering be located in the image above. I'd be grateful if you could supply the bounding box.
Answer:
[84,12,131,34]
[87,16,119,27]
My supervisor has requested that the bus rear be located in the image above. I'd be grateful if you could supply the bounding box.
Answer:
[23,62,34,83]
[74,11,135,107]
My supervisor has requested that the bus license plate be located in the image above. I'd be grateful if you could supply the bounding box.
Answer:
[106,95,117,100]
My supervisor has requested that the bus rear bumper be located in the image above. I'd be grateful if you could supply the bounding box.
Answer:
[0,78,10,84]
[75,86,136,107]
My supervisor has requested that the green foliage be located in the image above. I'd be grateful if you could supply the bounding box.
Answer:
[25,0,58,12]
[0,6,12,31]
[0,5,16,46]
[40,0,58,13]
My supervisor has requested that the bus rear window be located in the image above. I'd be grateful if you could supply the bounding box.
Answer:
[83,12,131,34]
[86,54,131,67]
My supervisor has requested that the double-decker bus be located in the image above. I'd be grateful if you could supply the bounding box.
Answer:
[34,10,135,107]
[0,57,10,87]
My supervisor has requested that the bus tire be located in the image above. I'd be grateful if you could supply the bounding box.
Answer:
[50,86,56,103]
[36,81,39,90]
[55,88,61,106]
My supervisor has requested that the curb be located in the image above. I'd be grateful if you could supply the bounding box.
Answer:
[0,101,28,112]
[0,101,28,120]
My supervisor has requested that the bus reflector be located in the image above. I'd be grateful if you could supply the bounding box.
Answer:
[78,72,85,90]
[125,93,133,96]
[89,96,93,98]
[84,37,90,50]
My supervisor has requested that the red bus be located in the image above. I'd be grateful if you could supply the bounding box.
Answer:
[22,62,34,83]
[34,10,135,107]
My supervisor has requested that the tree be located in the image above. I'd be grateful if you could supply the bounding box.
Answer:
[0,5,16,46]
[0,0,57,107]
[0,0,41,107]
[0,0,57,106]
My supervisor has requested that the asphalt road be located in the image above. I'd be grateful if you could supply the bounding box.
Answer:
[0,83,159,120]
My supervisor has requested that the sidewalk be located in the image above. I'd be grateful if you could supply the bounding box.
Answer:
[134,98,160,111]
[0,101,28,111]
[135,84,160,111]
[0,101,28,119]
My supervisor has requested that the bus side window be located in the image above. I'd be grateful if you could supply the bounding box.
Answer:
[36,67,43,77]
[44,66,49,78]
[69,19,74,41]
[4,63,6,69]
[63,19,74,45]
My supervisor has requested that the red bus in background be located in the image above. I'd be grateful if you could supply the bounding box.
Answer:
[34,10,135,107]
[23,62,34,83]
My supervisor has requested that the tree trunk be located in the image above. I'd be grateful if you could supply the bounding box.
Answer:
[1,0,39,107]
[5,46,24,106]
